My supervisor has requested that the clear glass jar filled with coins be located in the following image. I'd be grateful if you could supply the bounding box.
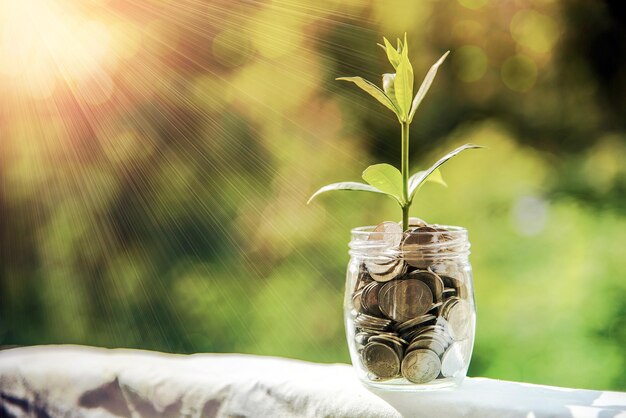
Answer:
[345,218,476,390]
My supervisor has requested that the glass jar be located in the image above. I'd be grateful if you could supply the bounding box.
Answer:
[345,222,476,390]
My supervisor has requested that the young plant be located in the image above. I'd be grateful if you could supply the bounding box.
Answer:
[308,35,482,231]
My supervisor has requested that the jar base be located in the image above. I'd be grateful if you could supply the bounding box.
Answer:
[361,376,460,391]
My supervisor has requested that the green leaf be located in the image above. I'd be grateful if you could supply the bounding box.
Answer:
[382,73,398,108]
[426,167,447,187]
[362,163,405,204]
[307,182,387,205]
[408,50,450,123]
[336,76,400,116]
[408,168,446,196]
[393,36,414,120]
[383,37,401,69]
[408,144,484,202]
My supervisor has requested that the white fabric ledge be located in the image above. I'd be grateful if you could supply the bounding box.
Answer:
[0,345,624,418]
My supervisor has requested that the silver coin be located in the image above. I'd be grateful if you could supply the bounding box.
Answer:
[440,297,460,319]
[355,332,371,346]
[407,270,444,302]
[406,337,446,356]
[379,279,433,323]
[370,260,406,282]
[407,217,428,228]
[397,314,436,332]
[369,335,405,357]
[366,258,399,275]
[441,342,465,377]
[445,299,471,340]
[368,221,403,253]
[355,313,391,331]
[360,282,382,316]
[441,274,464,289]
[401,348,441,384]
[456,283,468,300]
[403,323,450,345]
[428,301,443,313]
[352,289,363,312]
[401,227,440,268]
[411,330,450,349]
[374,332,408,345]
[362,342,401,379]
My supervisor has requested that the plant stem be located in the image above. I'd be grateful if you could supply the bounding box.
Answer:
[401,121,410,231]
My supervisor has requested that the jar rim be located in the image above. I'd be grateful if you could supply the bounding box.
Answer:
[351,224,468,237]
[349,224,470,260]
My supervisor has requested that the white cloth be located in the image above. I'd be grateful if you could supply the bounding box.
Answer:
[0,345,624,418]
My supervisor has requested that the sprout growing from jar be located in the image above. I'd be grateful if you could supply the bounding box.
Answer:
[308,34,483,231]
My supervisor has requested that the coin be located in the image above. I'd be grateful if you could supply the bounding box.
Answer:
[456,283,468,300]
[405,324,452,347]
[366,258,398,275]
[412,333,449,352]
[396,314,436,333]
[362,342,401,379]
[407,217,428,228]
[379,279,433,323]
[445,299,471,340]
[441,342,464,377]
[429,301,443,313]
[352,289,363,312]
[368,221,403,252]
[355,313,391,331]
[370,259,406,283]
[401,227,440,268]
[404,226,438,245]
[401,349,441,384]
[360,282,382,316]
[406,337,446,356]
[369,335,405,358]
[355,332,371,346]
[407,270,444,302]
[440,297,460,318]
[441,274,465,290]
[353,265,372,293]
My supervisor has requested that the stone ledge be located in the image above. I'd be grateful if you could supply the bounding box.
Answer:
[0,345,624,418]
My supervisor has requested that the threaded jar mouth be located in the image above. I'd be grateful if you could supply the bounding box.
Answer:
[349,224,470,262]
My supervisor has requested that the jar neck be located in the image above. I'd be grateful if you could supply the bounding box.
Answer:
[348,224,470,263]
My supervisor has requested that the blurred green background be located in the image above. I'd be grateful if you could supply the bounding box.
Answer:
[1,0,625,391]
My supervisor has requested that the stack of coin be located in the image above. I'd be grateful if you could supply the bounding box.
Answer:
[350,220,473,384]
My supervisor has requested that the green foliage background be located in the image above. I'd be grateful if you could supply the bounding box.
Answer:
[1,0,625,391]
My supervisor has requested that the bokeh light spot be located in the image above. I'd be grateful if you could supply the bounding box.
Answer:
[512,195,549,236]
[501,54,537,92]
[510,10,560,53]
[452,45,488,83]
[250,10,304,59]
